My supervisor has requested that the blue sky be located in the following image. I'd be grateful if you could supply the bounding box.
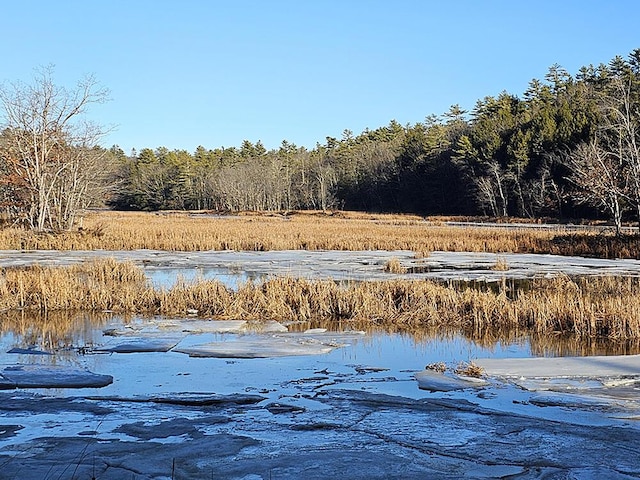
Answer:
[2,1,639,153]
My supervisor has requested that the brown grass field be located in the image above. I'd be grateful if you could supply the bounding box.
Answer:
[1,209,638,258]
[0,210,543,253]
[0,211,640,258]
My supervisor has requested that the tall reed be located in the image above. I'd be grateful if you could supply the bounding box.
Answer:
[0,258,152,312]
[2,259,640,340]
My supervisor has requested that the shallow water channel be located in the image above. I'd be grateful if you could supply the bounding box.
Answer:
[1,250,640,479]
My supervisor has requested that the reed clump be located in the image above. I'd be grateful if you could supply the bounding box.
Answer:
[455,361,485,377]
[491,256,509,271]
[2,260,640,340]
[0,258,153,312]
[384,257,407,274]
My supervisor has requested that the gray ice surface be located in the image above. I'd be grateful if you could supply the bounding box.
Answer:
[2,249,640,287]
[0,364,113,389]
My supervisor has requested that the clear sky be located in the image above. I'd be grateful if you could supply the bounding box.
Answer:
[2,0,639,153]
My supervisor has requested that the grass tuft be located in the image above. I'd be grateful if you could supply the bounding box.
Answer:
[491,256,510,271]
[384,257,407,274]
[455,361,485,378]
[425,362,447,373]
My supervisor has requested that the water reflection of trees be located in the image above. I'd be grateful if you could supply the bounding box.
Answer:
[2,313,638,358]
[0,311,118,350]
[294,319,640,357]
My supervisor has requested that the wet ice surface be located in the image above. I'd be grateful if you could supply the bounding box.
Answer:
[3,248,640,286]
[1,317,640,479]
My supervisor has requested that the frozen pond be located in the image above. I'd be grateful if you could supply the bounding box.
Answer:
[1,249,640,478]
[2,249,640,287]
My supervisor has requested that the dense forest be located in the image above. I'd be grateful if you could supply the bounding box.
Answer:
[2,50,640,230]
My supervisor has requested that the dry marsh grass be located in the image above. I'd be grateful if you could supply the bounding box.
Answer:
[0,210,568,254]
[491,256,510,271]
[384,257,407,274]
[455,361,485,378]
[3,259,640,340]
[0,258,152,312]
[0,210,638,258]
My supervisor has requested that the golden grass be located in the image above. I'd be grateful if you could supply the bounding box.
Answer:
[3,259,640,340]
[0,258,152,312]
[0,210,638,258]
[0,210,553,253]
[491,256,510,271]
[455,361,485,377]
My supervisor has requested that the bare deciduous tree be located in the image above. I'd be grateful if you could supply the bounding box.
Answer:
[0,66,109,230]
[567,141,626,233]
[566,75,640,233]
[473,161,510,217]
[605,76,640,229]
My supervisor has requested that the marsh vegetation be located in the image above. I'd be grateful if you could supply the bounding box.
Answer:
[2,256,640,341]
[2,210,640,259]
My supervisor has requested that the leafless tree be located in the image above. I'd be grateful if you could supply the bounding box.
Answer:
[0,66,109,230]
[567,141,626,233]
[604,76,640,229]
[474,161,510,217]
[566,75,640,233]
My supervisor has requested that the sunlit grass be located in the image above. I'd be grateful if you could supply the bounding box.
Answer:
[2,259,640,340]
[0,210,636,258]
[0,210,555,253]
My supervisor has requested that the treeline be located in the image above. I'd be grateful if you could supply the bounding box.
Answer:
[109,50,640,222]
[4,51,640,231]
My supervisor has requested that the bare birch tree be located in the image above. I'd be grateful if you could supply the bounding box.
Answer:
[0,66,109,230]
[473,161,510,217]
[567,141,626,233]
[566,75,640,233]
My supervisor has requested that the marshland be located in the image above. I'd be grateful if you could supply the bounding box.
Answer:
[3,210,640,340]
[4,21,640,475]
[2,211,640,478]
